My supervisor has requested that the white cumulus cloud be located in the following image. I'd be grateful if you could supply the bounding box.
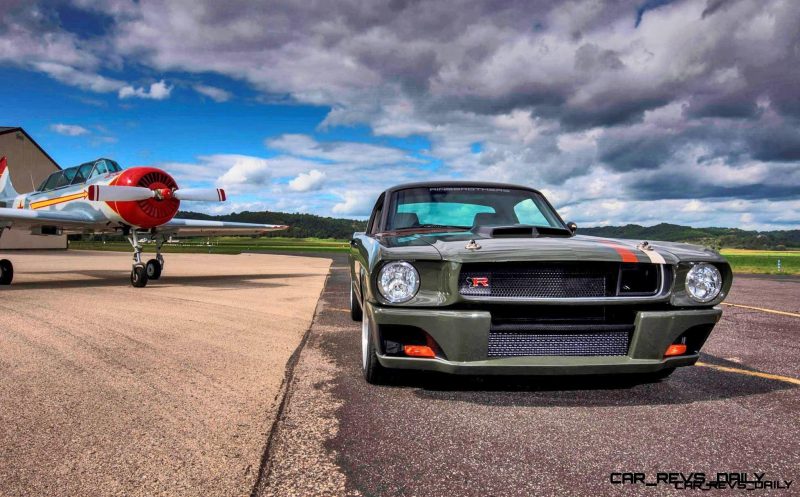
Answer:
[34,62,126,93]
[50,123,90,136]
[213,155,272,189]
[288,169,326,192]
[118,80,173,100]
[332,190,377,216]
[267,134,416,167]
[193,84,232,102]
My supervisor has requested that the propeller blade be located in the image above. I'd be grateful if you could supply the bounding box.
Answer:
[173,188,227,202]
[87,185,155,202]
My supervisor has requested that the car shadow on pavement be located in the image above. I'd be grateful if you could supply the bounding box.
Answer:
[7,271,318,290]
[377,355,796,408]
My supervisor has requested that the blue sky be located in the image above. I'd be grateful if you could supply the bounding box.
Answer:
[0,64,440,217]
[1,0,798,229]
[2,68,321,163]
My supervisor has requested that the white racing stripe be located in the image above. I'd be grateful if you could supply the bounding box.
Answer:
[642,249,666,264]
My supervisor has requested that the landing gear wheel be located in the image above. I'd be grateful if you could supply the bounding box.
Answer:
[131,264,149,288]
[146,259,162,280]
[0,259,13,285]
[362,310,388,385]
[350,280,363,321]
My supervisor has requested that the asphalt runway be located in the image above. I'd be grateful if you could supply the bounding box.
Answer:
[258,256,799,497]
[0,251,330,497]
[1,251,797,496]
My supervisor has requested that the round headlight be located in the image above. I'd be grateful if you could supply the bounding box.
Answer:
[685,263,722,303]
[378,261,420,303]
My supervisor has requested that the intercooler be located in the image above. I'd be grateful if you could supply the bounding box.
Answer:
[487,324,633,357]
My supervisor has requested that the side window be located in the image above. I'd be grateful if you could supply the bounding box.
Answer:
[367,194,385,234]
[55,169,74,189]
[91,160,108,178]
[514,199,550,226]
[44,172,64,191]
[72,163,94,184]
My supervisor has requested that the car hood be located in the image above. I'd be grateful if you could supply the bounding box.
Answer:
[378,231,724,264]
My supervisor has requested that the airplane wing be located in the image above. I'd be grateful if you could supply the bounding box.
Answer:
[0,209,287,236]
[156,217,289,237]
[0,207,102,231]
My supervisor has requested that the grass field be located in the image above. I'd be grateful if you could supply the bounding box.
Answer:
[719,249,799,275]
[69,236,350,254]
[69,239,799,275]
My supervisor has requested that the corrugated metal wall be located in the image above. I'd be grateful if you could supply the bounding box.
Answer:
[0,130,68,249]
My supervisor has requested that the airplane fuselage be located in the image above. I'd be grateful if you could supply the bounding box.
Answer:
[14,165,183,231]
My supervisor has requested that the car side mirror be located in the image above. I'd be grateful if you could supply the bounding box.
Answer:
[567,221,577,234]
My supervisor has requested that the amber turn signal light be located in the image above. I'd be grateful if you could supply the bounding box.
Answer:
[664,344,687,357]
[403,345,436,358]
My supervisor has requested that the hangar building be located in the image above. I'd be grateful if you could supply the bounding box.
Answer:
[0,127,67,249]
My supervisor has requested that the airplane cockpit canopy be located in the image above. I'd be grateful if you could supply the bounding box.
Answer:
[37,159,122,193]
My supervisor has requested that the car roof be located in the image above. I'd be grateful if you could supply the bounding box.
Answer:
[383,181,544,196]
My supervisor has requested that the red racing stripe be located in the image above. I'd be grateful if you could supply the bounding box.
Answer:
[598,240,639,263]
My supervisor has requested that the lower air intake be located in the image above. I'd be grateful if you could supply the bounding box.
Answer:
[488,325,632,357]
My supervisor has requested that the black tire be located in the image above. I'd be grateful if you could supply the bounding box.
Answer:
[350,280,363,321]
[0,259,13,285]
[146,259,162,280]
[131,265,149,288]
[361,311,389,384]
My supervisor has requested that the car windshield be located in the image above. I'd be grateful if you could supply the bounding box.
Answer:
[385,186,566,231]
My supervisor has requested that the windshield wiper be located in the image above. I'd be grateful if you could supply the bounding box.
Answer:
[415,224,470,230]
[380,224,471,235]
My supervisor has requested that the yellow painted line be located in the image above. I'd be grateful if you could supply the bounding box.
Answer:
[696,362,800,386]
[722,302,800,318]
[31,191,87,209]
[329,308,350,313]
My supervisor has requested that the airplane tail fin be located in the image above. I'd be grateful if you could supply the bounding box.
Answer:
[0,156,21,202]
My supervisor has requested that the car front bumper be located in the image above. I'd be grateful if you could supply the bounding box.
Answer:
[365,303,722,375]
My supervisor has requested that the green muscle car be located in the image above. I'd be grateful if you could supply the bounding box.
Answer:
[349,182,732,384]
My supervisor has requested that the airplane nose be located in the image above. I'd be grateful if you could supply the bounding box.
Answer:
[154,188,175,200]
[107,167,180,228]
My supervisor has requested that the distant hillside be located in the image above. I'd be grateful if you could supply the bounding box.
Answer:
[178,210,367,240]
[178,212,798,250]
[579,223,800,250]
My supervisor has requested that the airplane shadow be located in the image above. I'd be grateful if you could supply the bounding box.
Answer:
[7,271,320,290]
[372,354,797,408]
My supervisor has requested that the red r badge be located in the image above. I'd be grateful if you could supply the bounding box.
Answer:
[467,276,490,288]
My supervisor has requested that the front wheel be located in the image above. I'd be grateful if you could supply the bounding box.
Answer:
[0,259,13,285]
[350,280,362,321]
[131,265,149,288]
[146,259,162,280]
[361,311,388,384]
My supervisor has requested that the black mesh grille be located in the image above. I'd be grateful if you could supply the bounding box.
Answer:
[488,324,632,357]
[460,262,616,298]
